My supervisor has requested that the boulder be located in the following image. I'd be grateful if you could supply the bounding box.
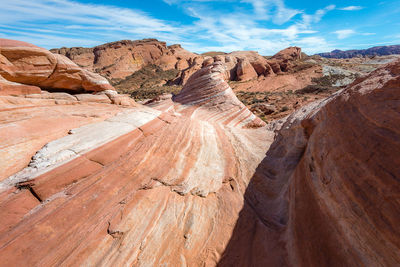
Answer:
[236,58,258,81]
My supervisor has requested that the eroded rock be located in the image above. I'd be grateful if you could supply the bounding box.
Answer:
[0,38,115,93]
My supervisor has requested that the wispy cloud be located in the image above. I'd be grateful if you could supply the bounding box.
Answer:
[338,6,364,11]
[0,0,343,54]
[334,29,356,39]
[301,5,336,27]
[0,0,185,48]
[241,0,301,24]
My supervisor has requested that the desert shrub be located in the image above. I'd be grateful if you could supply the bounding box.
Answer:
[311,74,346,87]
[290,62,315,72]
[129,85,182,100]
[280,106,289,112]
[113,64,179,90]
[295,85,333,94]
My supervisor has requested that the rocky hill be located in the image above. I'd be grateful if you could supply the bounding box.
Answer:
[51,39,400,123]
[51,39,199,82]
[318,45,400,58]
[51,40,303,85]
[0,38,399,266]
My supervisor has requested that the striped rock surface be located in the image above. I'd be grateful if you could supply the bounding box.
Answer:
[0,59,399,266]
[0,61,273,266]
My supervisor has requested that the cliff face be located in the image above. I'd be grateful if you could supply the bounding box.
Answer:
[0,41,399,266]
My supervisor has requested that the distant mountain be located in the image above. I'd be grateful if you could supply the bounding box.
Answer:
[317,45,400,58]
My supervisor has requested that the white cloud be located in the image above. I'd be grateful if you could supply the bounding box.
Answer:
[339,6,364,11]
[301,5,336,27]
[0,0,185,48]
[0,0,337,54]
[241,0,300,24]
[334,29,356,39]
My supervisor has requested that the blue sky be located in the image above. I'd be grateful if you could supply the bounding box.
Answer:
[0,0,399,55]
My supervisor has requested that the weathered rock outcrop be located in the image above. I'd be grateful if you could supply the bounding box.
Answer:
[0,75,41,95]
[0,54,398,267]
[51,39,199,80]
[0,39,115,94]
[52,40,302,86]
[268,46,302,73]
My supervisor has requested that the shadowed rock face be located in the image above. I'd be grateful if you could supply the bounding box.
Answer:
[0,39,114,94]
[219,58,400,266]
[0,55,399,266]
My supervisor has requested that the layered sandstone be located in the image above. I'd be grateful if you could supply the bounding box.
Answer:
[0,39,115,94]
[0,54,398,267]
[0,59,271,266]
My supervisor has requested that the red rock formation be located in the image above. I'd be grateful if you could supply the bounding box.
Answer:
[236,58,258,81]
[0,89,137,181]
[0,39,39,48]
[0,75,41,95]
[173,62,265,128]
[268,46,302,72]
[52,41,302,86]
[202,48,301,83]
[52,39,198,80]
[0,38,115,93]
[0,55,397,267]
[0,61,270,266]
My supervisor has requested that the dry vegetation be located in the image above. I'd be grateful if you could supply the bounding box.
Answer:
[233,60,344,123]
[112,65,182,100]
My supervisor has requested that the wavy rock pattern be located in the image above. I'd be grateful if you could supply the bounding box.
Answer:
[0,61,272,266]
[0,58,399,266]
